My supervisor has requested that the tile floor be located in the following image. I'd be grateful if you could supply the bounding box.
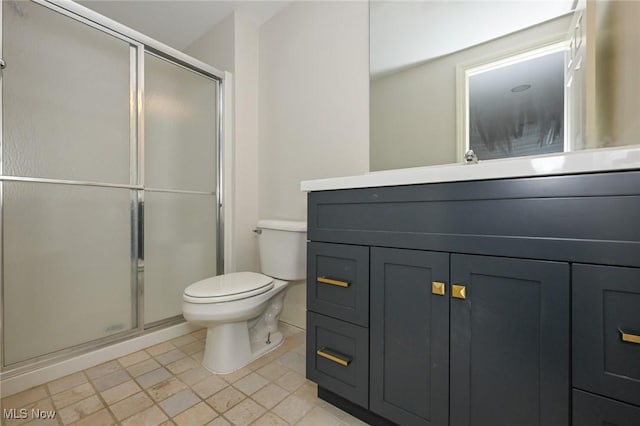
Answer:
[1,324,366,426]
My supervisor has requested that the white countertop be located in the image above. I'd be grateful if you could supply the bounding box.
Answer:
[300,146,640,192]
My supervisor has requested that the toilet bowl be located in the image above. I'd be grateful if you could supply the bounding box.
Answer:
[182,220,306,374]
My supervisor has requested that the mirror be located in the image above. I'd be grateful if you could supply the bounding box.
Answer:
[370,0,640,171]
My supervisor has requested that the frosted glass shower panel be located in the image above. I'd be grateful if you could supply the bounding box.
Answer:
[3,183,134,365]
[145,54,217,192]
[144,191,216,324]
[2,1,131,184]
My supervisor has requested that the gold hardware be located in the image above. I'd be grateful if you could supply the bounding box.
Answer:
[452,284,466,300]
[432,281,446,296]
[621,330,640,345]
[316,348,351,366]
[317,276,350,288]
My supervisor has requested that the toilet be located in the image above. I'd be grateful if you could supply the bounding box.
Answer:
[182,219,306,374]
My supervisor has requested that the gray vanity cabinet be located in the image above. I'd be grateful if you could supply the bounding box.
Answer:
[449,254,570,426]
[305,171,640,426]
[370,248,449,426]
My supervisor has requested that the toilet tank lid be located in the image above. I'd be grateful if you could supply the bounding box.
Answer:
[184,272,273,298]
[257,219,307,232]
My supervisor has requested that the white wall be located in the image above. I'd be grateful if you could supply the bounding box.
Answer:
[185,1,369,329]
[258,1,369,327]
[370,15,572,171]
[186,12,261,274]
[595,0,640,148]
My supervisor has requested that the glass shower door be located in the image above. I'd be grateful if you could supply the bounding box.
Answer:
[143,53,218,325]
[1,1,137,366]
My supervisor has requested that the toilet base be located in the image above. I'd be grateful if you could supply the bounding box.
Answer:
[201,322,284,374]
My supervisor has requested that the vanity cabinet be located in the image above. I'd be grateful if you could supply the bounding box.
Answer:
[370,248,449,426]
[449,254,569,426]
[305,171,640,426]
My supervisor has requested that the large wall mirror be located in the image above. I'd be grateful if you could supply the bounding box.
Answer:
[370,0,640,171]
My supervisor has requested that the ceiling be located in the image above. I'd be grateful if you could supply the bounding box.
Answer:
[77,0,292,50]
[370,0,575,77]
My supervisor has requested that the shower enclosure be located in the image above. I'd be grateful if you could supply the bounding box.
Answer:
[0,0,224,376]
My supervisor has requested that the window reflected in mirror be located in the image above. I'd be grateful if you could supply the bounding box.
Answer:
[465,46,565,161]
[370,0,640,171]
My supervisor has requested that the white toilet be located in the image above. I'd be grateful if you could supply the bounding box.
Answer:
[182,219,306,374]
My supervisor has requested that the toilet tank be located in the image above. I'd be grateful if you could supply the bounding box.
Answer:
[257,219,307,280]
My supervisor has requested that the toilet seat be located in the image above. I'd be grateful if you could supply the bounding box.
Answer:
[183,272,274,303]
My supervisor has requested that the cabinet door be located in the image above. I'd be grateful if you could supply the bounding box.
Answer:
[370,248,449,426]
[573,264,640,407]
[450,254,570,426]
[573,389,640,426]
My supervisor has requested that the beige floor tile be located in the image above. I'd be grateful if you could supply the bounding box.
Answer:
[173,401,217,426]
[85,361,122,380]
[190,329,207,340]
[170,334,197,348]
[205,387,245,413]
[69,408,114,426]
[100,380,141,405]
[256,362,290,381]
[91,369,130,392]
[146,342,175,357]
[3,397,55,426]
[120,405,168,426]
[252,412,290,426]
[147,378,187,402]
[219,367,251,384]
[158,389,200,418]
[118,351,150,368]
[8,322,373,426]
[177,366,211,386]
[51,383,95,410]
[296,406,342,426]
[136,368,173,389]
[272,394,314,425]
[166,356,199,375]
[205,417,231,426]
[126,358,161,377]
[274,371,306,393]
[155,349,186,366]
[222,399,266,426]
[233,372,269,396]
[109,392,154,421]
[292,382,317,403]
[57,395,103,424]
[314,400,365,424]
[180,340,205,355]
[276,352,305,375]
[46,372,87,395]
[191,375,228,399]
[2,386,48,410]
[251,383,289,409]
[191,351,205,363]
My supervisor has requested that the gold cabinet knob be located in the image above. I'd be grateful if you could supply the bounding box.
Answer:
[452,284,466,300]
[432,281,446,296]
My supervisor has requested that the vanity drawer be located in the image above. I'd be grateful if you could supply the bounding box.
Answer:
[306,312,369,408]
[573,389,640,426]
[573,264,640,406]
[307,242,369,326]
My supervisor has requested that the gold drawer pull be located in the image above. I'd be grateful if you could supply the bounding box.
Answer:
[317,276,350,288]
[432,281,446,296]
[452,284,466,300]
[316,348,351,366]
[621,330,640,345]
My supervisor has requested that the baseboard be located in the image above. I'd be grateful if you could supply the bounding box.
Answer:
[0,322,199,397]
